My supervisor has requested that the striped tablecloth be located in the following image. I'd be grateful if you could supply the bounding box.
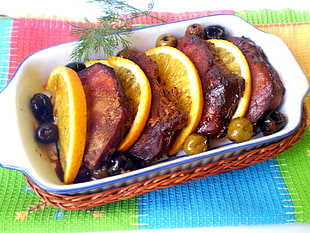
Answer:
[0,9,309,233]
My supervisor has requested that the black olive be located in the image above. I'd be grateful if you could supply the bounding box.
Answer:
[260,111,287,136]
[123,155,139,171]
[185,23,205,39]
[35,122,58,144]
[108,152,139,176]
[108,153,127,176]
[90,163,109,179]
[65,62,86,72]
[204,25,227,40]
[30,93,54,123]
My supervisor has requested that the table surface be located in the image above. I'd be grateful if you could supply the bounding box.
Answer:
[1,1,310,233]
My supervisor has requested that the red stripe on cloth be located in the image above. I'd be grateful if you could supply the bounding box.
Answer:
[131,10,234,24]
[8,17,81,80]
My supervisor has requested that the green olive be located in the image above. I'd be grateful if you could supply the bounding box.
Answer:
[117,48,136,58]
[185,23,205,39]
[227,117,253,143]
[183,133,208,155]
[155,33,177,47]
[90,163,109,179]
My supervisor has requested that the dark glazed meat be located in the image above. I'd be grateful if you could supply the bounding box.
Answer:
[228,37,285,126]
[197,65,245,137]
[177,35,245,138]
[126,51,187,163]
[78,63,132,170]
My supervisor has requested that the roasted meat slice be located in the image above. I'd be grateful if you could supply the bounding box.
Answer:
[177,35,245,138]
[126,51,187,164]
[197,65,245,137]
[78,63,132,170]
[228,37,285,126]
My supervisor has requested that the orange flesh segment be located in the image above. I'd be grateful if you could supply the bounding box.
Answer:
[145,46,203,155]
[45,66,87,184]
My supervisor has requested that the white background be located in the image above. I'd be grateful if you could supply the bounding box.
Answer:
[1,1,310,233]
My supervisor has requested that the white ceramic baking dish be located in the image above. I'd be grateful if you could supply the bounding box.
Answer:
[0,14,309,194]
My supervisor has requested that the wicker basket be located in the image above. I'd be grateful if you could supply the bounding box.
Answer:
[25,106,308,210]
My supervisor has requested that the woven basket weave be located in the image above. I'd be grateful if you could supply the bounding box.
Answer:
[25,106,308,210]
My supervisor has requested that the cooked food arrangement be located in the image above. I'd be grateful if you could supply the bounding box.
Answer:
[228,37,285,127]
[30,24,287,184]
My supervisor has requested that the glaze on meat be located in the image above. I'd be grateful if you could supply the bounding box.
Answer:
[126,51,187,163]
[228,37,285,126]
[78,63,132,170]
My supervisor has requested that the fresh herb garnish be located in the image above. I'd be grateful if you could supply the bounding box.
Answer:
[70,0,166,61]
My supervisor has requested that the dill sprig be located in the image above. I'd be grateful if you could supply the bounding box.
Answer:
[70,0,166,61]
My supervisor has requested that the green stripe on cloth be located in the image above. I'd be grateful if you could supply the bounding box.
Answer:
[235,9,310,24]
[277,128,310,223]
[0,168,139,233]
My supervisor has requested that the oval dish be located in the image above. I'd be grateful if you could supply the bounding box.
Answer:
[0,14,309,195]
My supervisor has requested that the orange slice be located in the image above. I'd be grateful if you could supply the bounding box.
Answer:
[45,66,87,184]
[107,56,152,152]
[145,46,203,155]
[208,39,251,119]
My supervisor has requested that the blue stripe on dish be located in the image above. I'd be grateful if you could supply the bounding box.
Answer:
[138,158,295,228]
[0,17,12,93]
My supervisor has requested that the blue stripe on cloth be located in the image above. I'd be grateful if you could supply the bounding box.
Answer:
[138,158,295,229]
[0,17,12,93]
